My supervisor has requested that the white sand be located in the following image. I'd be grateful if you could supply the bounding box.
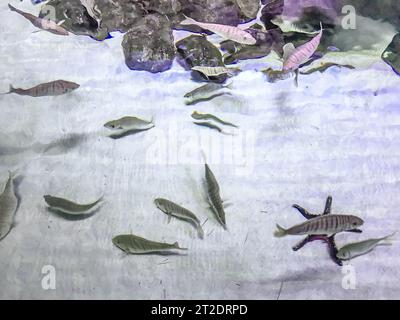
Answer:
[0,1,400,299]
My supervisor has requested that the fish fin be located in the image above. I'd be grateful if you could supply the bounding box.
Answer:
[180,15,198,26]
[32,30,43,34]
[57,20,65,26]
[382,232,397,242]
[224,81,234,90]
[274,224,287,238]
[323,196,332,215]
[3,84,15,95]
[283,43,296,61]
[174,242,188,250]
[167,213,172,224]
[294,69,299,87]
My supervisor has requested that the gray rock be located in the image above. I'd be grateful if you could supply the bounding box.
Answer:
[175,35,227,82]
[235,0,261,20]
[122,14,176,73]
[382,33,400,76]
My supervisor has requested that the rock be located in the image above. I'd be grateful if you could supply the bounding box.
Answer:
[39,0,99,38]
[235,0,261,20]
[221,25,284,64]
[141,0,182,15]
[122,14,176,73]
[382,33,400,76]
[175,35,227,82]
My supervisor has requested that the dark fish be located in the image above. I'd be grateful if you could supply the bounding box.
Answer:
[205,163,226,229]
[44,195,102,215]
[112,234,187,254]
[274,214,364,238]
[0,172,18,241]
[154,198,204,239]
[5,80,80,97]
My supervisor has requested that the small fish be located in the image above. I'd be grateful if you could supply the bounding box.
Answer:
[44,195,102,215]
[282,23,323,72]
[274,214,364,238]
[204,163,227,229]
[112,234,187,254]
[154,198,204,239]
[300,63,355,75]
[191,66,241,78]
[184,82,232,101]
[180,16,257,45]
[261,68,293,83]
[271,18,319,35]
[5,80,80,97]
[104,116,154,131]
[0,172,18,241]
[337,233,396,260]
[191,111,238,128]
[8,4,69,36]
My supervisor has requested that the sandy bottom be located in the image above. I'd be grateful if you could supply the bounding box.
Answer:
[1,2,400,299]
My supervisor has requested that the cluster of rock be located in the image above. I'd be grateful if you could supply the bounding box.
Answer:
[39,0,399,75]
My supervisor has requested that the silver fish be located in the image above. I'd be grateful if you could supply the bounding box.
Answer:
[8,4,69,36]
[180,16,256,45]
[191,111,238,128]
[44,195,102,215]
[184,82,232,101]
[0,172,18,241]
[272,18,320,35]
[191,66,241,78]
[274,214,364,238]
[6,80,80,97]
[104,116,154,131]
[337,233,396,260]
[205,163,226,229]
[154,198,204,239]
[112,234,187,254]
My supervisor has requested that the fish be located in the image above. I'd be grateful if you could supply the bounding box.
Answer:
[300,62,355,75]
[191,111,238,128]
[282,23,323,72]
[112,234,187,254]
[43,195,103,215]
[180,16,257,45]
[194,121,227,133]
[274,214,364,238]
[271,18,319,35]
[154,198,204,239]
[204,163,226,229]
[191,66,241,78]
[184,82,232,101]
[0,172,18,241]
[5,80,80,97]
[8,4,69,36]
[261,68,293,83]
[336,233,396,260]
[104,116,154,131]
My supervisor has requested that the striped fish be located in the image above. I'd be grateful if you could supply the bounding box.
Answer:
[205,163,227,229]
[0,172,18,241]
[274,214,364,238]
[8,4,69,36]
[282,23,323,72]
[154,198,204,239]
[180,16,257,45]
[6,80,80,97]
[191,66,241,78]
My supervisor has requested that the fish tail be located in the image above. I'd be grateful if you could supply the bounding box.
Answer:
[224,81,234,90]
[197,225,205,239]
[8,4,17,12]
[174,241,188,250]
[2,84,15,95]
[383,232,397,242]
[180,15,198,26]
[274,224,287,238]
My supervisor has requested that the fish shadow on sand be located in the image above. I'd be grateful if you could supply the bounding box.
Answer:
[108,127,154,140]
[46,205,102,221]
[185,93,232,106]
[41,133,88,155]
